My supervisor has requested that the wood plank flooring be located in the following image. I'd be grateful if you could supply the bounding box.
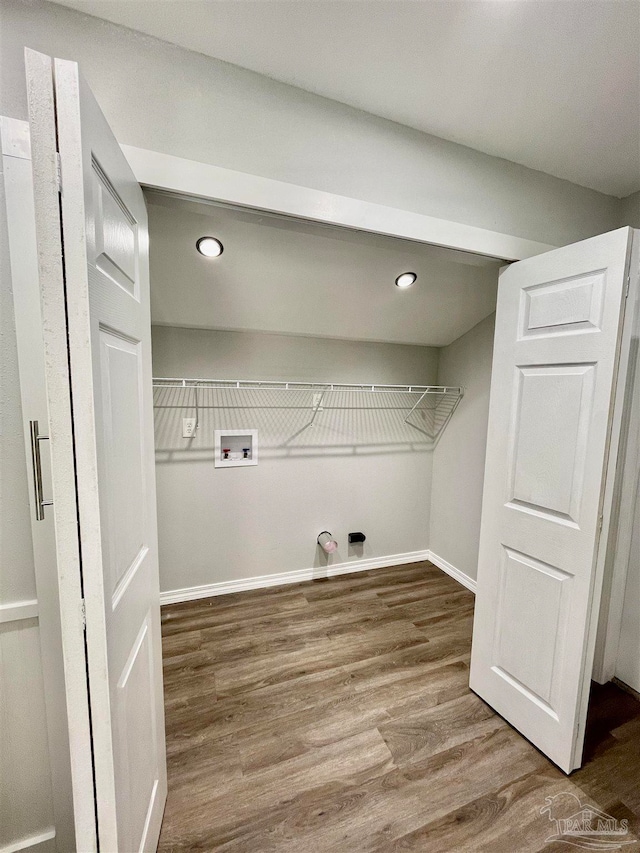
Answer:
[158,561,640,852]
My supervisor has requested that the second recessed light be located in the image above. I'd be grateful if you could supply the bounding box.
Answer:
[395,272,417,289]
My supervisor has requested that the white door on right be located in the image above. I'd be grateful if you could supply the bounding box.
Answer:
[470,227,636,773]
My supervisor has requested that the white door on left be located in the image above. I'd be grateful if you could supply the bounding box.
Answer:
[26,49,167,852]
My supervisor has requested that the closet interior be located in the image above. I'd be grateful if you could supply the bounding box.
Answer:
[145,186,640,751]
[145,190,500,600]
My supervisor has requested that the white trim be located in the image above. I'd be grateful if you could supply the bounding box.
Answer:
[160,549,432,604]
[593,230,640,684]
[613,676,640,703]
[121,145,556,263]
[159,548,479,605]
[426,551,477,593]
[0,600,39,624]
[0,828,56,853]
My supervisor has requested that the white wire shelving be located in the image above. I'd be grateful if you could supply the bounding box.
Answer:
[152,377,463,442]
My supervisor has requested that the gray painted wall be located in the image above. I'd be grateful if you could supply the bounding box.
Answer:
[151,326,439,593]
[620,191,640,228]
[0,0,623,248]
[430,313,496,583]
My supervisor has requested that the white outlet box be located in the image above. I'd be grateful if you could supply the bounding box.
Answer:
[214,429,258,467]
[182,417,197,438]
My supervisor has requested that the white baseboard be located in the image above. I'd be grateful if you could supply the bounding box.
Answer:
[426,550,477,593]
[160,549,477,606]
[160,549,432,605]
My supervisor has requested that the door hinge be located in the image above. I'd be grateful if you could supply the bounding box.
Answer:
[80,598,86,630]
[598,514,604,533]
[574,718,583,751]
[56,152,62,194]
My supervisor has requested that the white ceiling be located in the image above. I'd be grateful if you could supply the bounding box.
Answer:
[54,0,640,197]
[146,191,499,347]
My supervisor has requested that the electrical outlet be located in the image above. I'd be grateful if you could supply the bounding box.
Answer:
[182,417,197,438]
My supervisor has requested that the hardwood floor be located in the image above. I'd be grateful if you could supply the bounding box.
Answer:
[158,561,640,852]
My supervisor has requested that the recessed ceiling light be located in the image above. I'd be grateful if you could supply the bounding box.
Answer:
[196,236,224,257]
[395,272,417,289]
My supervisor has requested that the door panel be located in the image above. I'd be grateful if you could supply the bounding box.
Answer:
[2,115,77,853]
[493,547,572,709]
[520,271,604,337]
[508,363,595,522]
[470,227,634,773]
[115,612,161,853]
[93,162,139,296]
[99,329,146,599]
[26,49,166,850]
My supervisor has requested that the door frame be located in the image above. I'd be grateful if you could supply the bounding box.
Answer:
[121,145,556,262]
[593,236,640,684]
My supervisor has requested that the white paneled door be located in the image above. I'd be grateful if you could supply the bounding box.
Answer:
[26,50,167,850]
[470,227,636,773]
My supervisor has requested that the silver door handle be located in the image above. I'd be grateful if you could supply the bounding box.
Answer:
[29,420,53,521]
